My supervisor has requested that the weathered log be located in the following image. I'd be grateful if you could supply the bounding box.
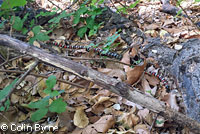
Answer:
[0,34,200,133]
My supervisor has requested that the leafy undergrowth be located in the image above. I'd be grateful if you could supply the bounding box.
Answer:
[0,0,199,134]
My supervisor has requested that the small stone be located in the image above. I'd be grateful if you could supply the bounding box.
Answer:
[112,104,120,110]
[174,44,182,50]
[152,50,157,53]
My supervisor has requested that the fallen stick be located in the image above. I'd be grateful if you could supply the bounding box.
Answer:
[0,34,200,133]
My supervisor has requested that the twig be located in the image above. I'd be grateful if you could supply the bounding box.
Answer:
[64,55,137,67]
[47,0,63,11]
[175,0,200,30]
[0,54,27,67]
[149,114,158,132]
[63,0,78,11]
[0,60,39,105]
[110,0,121,13]
[0,69,86,89]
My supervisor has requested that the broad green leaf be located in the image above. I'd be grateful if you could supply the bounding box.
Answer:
[11,16,23,31]
[73,14,80,24]
[49,98,67,113]
[1,0,27,9]
[77,5,88,15]
[32,26,41,34]
[43,88,51,94]
[86,17,95,29]
[29,36,37,45]
[36,32,50,41]
[28,97,49,109]
[29,26,49,44]
[0,78,18,101]
[22,28,28,35]
[31,108,48,122]
[77,26,87,38]
[46,75,57,90]
[195,0,200,2]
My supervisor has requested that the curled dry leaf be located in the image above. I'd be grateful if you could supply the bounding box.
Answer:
[74,107,89,128]
[121,47,147,85]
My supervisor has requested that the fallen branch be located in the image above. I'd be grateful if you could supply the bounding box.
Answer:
[0,34,200,133]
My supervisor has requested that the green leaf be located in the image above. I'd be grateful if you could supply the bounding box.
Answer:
[195,0,200,2]
[49,98,67,113]
[31,108,48,122]
[156,119,165,124]
[73,14,80,24]
[4,99,10,111]
[46,75,57,90]
[11,16,23,31]
[98,0,104,4]
[22,28,28,35]
[89,29,95,37]
[0,78,18,101]
[86,17,95,29]
[0,106,5,111]
[0,20,5,29]
[29,26,49,44]
[50,90,59,97]
[175,9,182,17]
[28,97,49,109]
[77,26,87,38]
[32,26,41,34]
[36,32,50,41]
[0,99,10,112]
[77,5,88,15]
[48,11,72,24]
[91,0,97,5]
[1,0,27,9]
[43,88,51,94]
[129,0,140,8]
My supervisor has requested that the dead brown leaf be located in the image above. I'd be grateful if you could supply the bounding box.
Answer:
[74,107,89,128]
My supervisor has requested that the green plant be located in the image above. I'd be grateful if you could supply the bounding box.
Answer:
[1,0,27,9]
[86,32,120,56]
[0,78,18,111]
[102,32,120,54]
[116,0,140,14]
[27,75,67,122]
[10,13,29,34]
[73,4,106,38]
[29,25,50,44]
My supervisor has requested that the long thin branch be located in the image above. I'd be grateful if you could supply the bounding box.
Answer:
[0,69,86,89]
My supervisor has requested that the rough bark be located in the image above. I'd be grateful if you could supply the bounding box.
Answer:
[0,34,200,133]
